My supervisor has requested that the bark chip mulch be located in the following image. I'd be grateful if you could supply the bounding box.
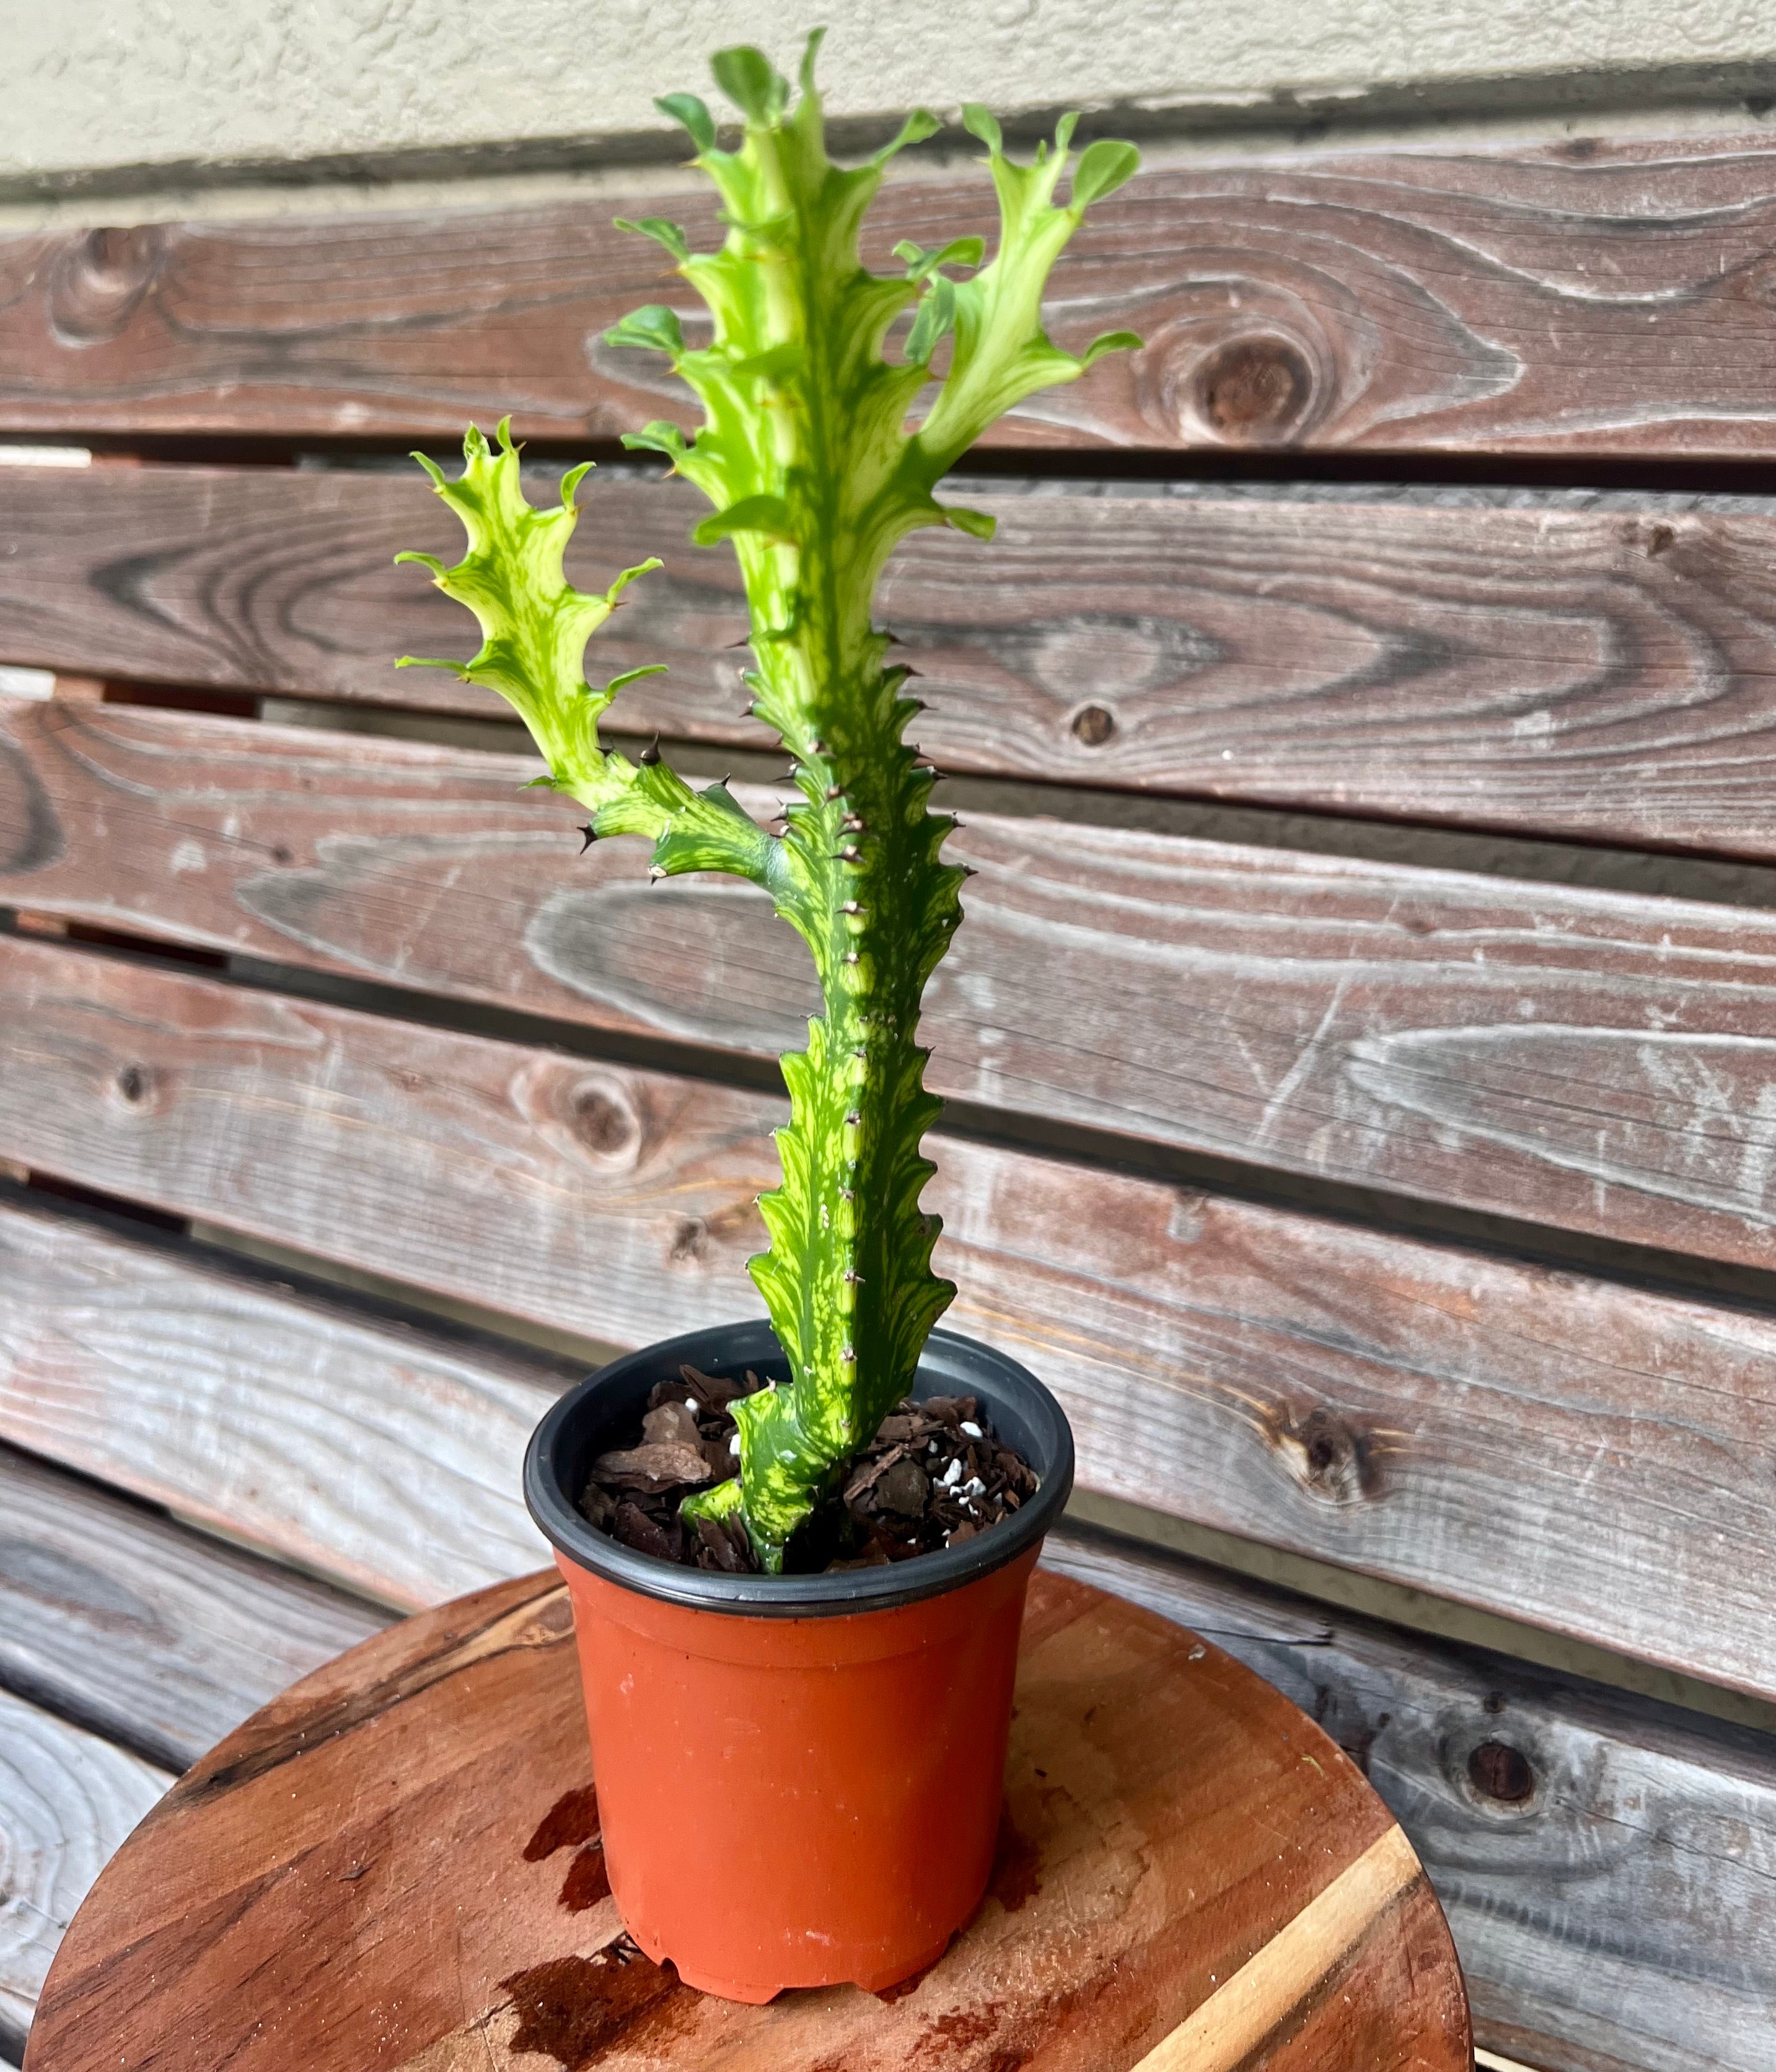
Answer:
[577,1366,1038,1574]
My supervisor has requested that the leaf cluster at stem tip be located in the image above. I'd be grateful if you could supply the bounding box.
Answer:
[395,35,1141,1569]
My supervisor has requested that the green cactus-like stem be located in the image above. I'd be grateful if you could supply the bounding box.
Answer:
[401,36,1139,1569]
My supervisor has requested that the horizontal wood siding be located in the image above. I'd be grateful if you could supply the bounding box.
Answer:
[0,1196,563,1607]
[12,699,1776,1270]
[1050,1525,1776,2072]
[6,132,1776,455]
[11,464,1776,858]
[0,1687,168,2052]
[6,968,1776,1703]
[0,1444,388,1771]
[1,1188,1767,2068]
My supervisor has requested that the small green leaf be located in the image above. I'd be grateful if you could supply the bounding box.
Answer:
[941,504,997,542]
[961,102,1003,154]
[604,305,685,356]
[614,216,692,263]
[692,493,798,545]
[1080,328,1143,368]
[712,45,787,124]
[394,654,470,675]
[392,549,446,576]
[605,557,664,604]
[656,93,716,152]
[605,664,669,696]
[799,27,827,97]
[872,108,940,165]
[894,235,985,283]
[905,274,957,367]
[620,423,690,462]
[559,461,594,507]
[1054,111,1079,156]
[1072,137,1140,209]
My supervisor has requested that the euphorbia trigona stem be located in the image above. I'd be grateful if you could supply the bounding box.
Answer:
[401,33,1140,1568]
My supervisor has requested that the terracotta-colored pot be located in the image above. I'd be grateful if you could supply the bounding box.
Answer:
[524,1320,1074,2003]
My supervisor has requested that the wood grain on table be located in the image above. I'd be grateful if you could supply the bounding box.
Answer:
[26,1569,1469,2072]
[4,131,1776,456]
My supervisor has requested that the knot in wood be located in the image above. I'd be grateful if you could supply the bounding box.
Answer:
[48,226,169,346]
[113,1063,152,1106]
[568,1079,641,1164]
[1192,335,1315,445]
[1268,1405,1378,1505]
[1071,705,1116,747]
[1466,1737,1535,1806]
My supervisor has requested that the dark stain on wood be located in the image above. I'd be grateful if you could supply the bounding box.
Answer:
[557,1843,612,1913]
[0,727,64,876]
[873,1951,945,2004]
[524,1784,601,1862]
[988,1805,1043,1915]
[499,1944,688,2070]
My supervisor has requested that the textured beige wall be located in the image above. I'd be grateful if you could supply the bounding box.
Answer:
[9,0,1776,188]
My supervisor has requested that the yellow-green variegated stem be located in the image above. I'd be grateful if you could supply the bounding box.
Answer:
[400,37,1141,1572]
[395,424,788,896]
[621,38,1140,1568]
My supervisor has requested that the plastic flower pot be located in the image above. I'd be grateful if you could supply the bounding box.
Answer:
[523,1318,1075,2003]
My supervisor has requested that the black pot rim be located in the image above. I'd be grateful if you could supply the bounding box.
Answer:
[523,1319,1074,1617]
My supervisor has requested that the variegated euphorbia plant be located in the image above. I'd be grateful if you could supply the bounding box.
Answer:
[399,35,1139,1569]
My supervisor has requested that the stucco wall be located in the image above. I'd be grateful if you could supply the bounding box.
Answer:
[11,0,1776,193]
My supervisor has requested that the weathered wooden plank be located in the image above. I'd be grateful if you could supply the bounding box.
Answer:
[5,962,1776,1701]
[1048,1522,1776,2072]
[7,131,1776,454]
[0,1195,563,1610]
[0,1687,168,2053]
[14,464,1776,856]
[0,1443,389,1772]
[13,698,1776,1271]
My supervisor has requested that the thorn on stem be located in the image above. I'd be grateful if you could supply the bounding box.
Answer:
[840,1345,857,1363]
[824,784,843,801]
[838,845,862,862]
[840,901,864,914]
[845,1110,861,1125]
[844,951,859,965]
[576,825,599,853]
[640,737,662,766]
[843,1270,863,1283]
[842,814,864,832]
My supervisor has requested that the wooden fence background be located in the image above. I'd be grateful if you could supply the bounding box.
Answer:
[6,122,1776,2072]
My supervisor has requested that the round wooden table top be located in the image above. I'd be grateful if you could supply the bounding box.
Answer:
[30,1566,1469,2072]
